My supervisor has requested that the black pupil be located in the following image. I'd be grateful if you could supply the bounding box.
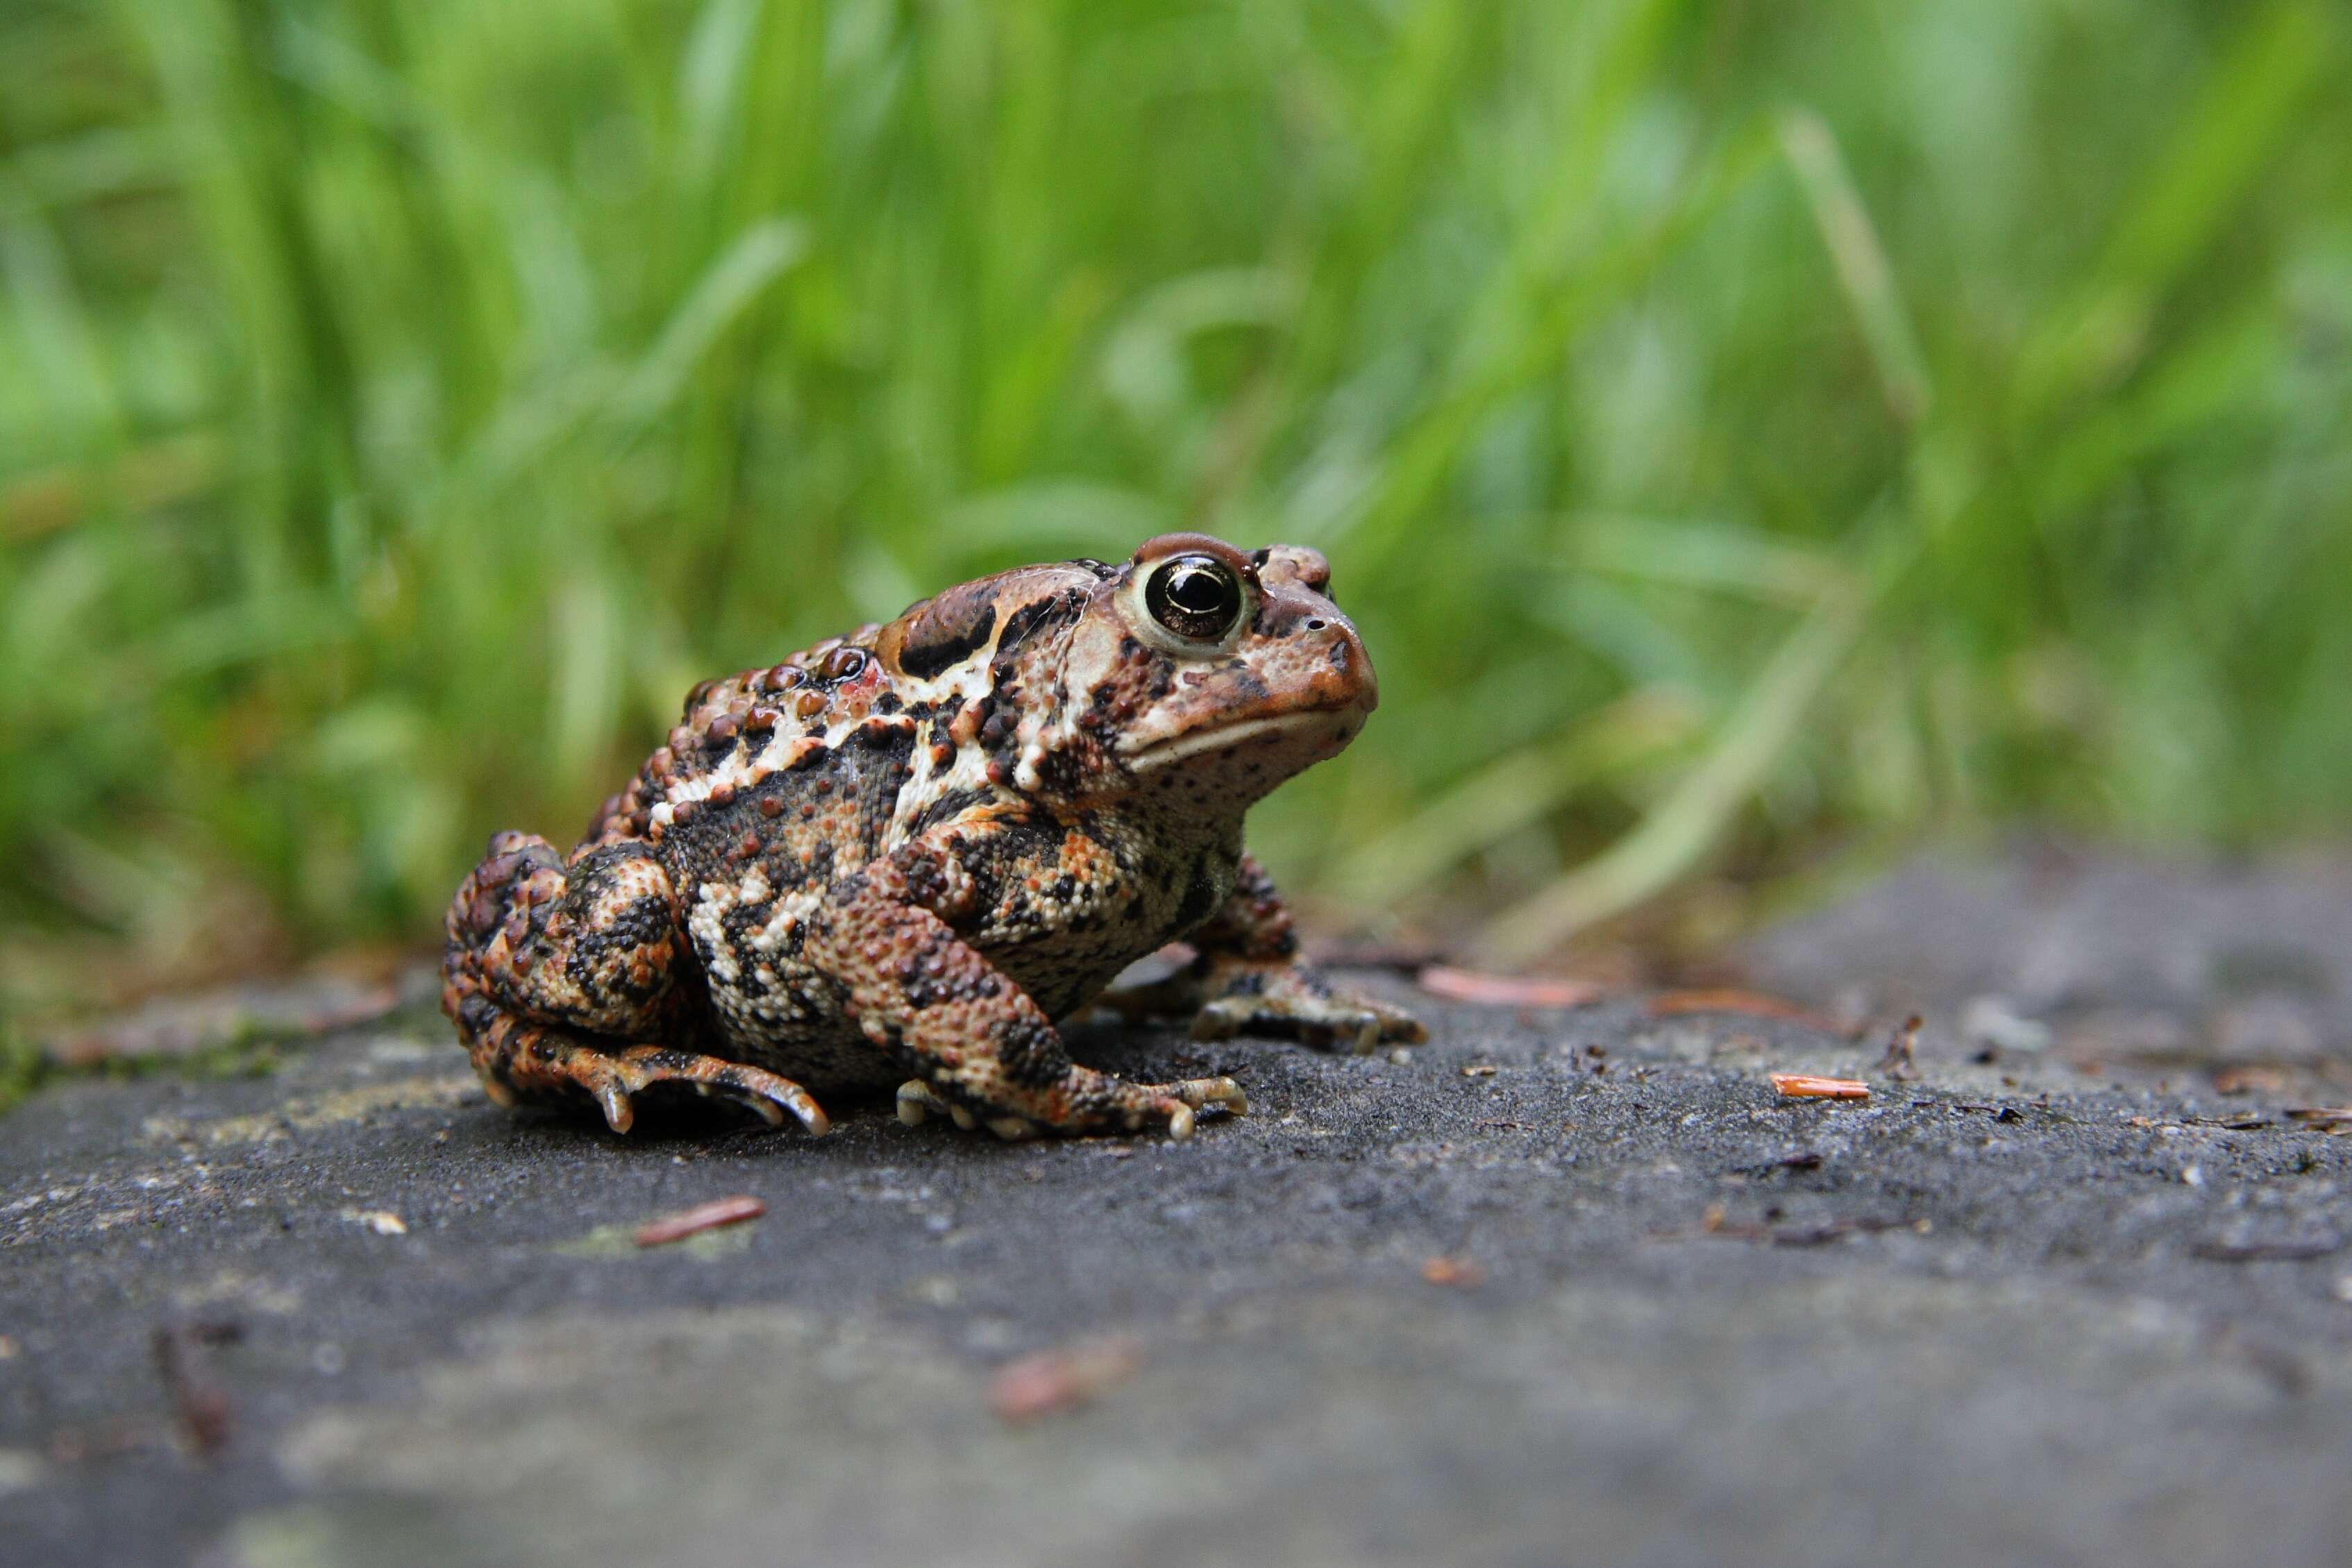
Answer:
[1149,556,1239,638]
[1167,564,1227,614]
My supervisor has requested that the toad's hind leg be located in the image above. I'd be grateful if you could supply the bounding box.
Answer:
[442,832,828,1135]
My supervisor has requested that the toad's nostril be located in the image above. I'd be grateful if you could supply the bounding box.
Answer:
[1305,618,1327,631]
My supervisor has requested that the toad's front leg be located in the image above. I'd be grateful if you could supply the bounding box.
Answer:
[1109,854,1426,1054]
[803,843,1245,1140]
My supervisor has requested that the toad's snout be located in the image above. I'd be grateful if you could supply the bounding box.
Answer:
[1254,571,1377,721]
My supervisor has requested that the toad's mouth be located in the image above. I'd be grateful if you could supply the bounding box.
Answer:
[1120,705,1363,773]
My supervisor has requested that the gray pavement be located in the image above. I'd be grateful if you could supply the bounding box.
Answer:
[3,845,2349,1567]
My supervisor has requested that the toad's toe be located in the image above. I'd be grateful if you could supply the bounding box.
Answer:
[1191,966,1423,1054]
[603,1047,829,1135]
[897,1079,953,1127]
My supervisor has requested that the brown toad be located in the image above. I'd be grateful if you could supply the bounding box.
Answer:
[442,532,1422,1140]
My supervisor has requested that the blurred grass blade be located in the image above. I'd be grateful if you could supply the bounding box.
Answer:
[1777,108,1931,425]
[550,571,623,782]
[1,435,225,545]
[1456,0,1692,371]
[1565,514,1856,606]
[1340,119,1776,571]
[2013,1,2329,414]
[939,482,1175,566]
[1481,543,1880,964]
[1,201,120,444]
[681,0,763,183]
[2,127,171,211]
[140,590,336,680]
[1100,267,1297,429]
[2088,2,2329,298]
[1325,691,1699,910]
[614,217,807,424]
[2035,303,2278,516]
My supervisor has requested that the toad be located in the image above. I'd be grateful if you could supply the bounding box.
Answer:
[442,533,1422,1140]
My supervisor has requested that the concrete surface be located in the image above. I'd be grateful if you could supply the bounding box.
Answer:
[3,845,2350,1567]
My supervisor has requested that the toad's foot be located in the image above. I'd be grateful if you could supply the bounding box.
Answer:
[895,1075,1246,1143]
[459,1005,830,1136]
[1185,960,1427,1055]
[1132,852,1425,1053]
[587,1045,832,1136]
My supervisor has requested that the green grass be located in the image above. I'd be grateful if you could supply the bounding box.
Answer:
[2,0,2347,1002]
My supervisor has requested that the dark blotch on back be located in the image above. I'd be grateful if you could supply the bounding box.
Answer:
[993,588,1088,667]
[898,591,1000,680]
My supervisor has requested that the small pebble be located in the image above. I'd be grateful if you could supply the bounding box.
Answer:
[344,1210,407,1236]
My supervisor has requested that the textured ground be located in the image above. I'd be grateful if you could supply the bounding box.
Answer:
[4,844,2350,1568]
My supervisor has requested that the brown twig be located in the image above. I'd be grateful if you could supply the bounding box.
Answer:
[1418,966,1604,1009]
[989,1338,1141,1422]
[1770,1072,1870,1100]
[1648,988,1847,1034]
[1421,1256,1486,1287]
[634,1195,766,1247]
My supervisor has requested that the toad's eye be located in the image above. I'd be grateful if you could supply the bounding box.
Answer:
[1145,554,1243,643]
